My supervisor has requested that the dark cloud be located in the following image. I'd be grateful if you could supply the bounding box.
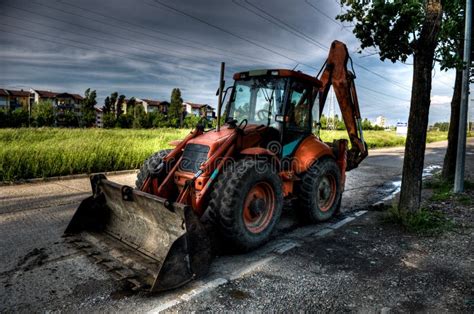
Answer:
[0,0,458,125]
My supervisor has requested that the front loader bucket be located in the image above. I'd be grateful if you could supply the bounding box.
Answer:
[64,174,212,292]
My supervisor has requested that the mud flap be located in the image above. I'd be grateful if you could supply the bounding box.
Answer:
[64,174,212,292]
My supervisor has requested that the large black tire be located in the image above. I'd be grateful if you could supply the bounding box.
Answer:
[135,149,172,189]
[296,157,342,223]
[205,159,283,252]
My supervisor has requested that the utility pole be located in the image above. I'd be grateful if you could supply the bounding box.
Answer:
[454,0,472,193]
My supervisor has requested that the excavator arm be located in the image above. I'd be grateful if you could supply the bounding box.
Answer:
[318,40,368,171]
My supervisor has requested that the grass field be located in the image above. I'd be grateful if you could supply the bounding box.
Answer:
[0,128,450,181]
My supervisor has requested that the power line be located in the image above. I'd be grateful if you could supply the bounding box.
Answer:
[147,0,320,71]
[239,0,412,92]
[0,24,237,75]
[21,1,281,67]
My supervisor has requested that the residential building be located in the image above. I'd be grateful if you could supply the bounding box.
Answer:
[183,102,215,119]
[0,89,8,110]
[375,115,386,128]
[95,107,103,128]
[136,98,169,114]
[0,89,31,111]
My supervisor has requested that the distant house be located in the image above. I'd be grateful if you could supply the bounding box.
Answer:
[30,89,83,110]
[0,89,32,111]
[375,115,386,128]
[95,107,103,128]
[55,93,84,114]
[136,99,169,114]
[183,102,215,119]
[0,89,8,110]
[30,89,59,105]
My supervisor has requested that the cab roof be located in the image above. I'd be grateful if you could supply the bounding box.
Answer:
[233,69,322,88]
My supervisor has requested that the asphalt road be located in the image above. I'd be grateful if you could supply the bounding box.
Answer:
[0,139,470,312]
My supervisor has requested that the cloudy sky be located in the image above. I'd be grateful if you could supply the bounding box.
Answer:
[0,0,462,125]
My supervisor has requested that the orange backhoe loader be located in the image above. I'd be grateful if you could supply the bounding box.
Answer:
[64,40,368,292]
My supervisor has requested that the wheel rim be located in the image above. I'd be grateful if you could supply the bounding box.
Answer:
[243,181,275,234]
[318,175,337,212]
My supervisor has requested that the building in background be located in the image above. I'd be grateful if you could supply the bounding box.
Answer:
[375,115,386,128]
[396,122,408,135]
[0,89,31,111]
[182,102,215,118]
[136,99,169,114]
[95,107,103,128]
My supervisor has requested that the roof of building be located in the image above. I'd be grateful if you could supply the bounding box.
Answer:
[56,92,84,101]
[0,89,9,97]
[34,90,59,98]
[183,102,214,110]
[6,89,31,97]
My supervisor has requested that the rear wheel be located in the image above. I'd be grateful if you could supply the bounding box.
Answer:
[135,149,171,189]
[296,158,342,222]
[206,159,283,252]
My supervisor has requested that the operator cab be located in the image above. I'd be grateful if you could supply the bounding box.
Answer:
[225,69,323,157]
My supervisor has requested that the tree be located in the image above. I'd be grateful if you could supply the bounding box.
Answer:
[32,100,55,127]
[438,0,465,181]
[338,0,443,212]
[110,92,118,115]
[169,88,183,127]
[151,111,167,128]
[103,96,112,114]
[80,88,97,127]
[102,112,116,128]
[132,103,146,128]
[127,97,136,114]
[116,94,125,118]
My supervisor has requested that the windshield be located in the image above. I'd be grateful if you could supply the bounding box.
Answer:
[226,77,288,126]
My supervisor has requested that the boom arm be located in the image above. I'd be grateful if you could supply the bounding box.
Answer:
[318,40,368,170]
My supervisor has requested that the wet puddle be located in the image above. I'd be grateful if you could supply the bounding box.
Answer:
[380,164,441,202]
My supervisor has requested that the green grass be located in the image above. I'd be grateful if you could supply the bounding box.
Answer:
[0,128,189,181]
[0,128,451,181]
[385,206,455,235]
[320,130,448,149]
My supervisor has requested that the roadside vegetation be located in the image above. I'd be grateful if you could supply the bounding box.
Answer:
[0,128,453,182]
[385,176,473,235]
[0,128,188,181]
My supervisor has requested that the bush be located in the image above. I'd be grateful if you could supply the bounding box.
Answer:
[183,115,200,128]
[32,100,55,127]
[116,114,133,128]
[102,113,116,128]
[10,109,29,127]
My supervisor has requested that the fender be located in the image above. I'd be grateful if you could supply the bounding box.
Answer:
[240,147,276,157]
[292,135,334,174]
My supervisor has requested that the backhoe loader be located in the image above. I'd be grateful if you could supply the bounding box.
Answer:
[64,40,368,292]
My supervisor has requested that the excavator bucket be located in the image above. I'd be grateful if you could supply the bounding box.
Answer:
[64,174,212,292]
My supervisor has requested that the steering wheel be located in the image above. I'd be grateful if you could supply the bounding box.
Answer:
[256,109,270,121]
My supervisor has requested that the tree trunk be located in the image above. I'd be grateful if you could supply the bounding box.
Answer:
[442,68,463,181]
[398,0,442,213]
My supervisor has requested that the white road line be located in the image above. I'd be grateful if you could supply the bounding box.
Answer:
[180,278,228,302]
[147,299,181,314]
[228,256,276,281]
[314,228,333,237]
[328,216,355,229]
[147,211,368,313]
[354,210,368,217]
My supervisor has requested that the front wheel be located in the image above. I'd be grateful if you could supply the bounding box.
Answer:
[296,158,342,222]
[135,149,171,189]
[207,159,283,252]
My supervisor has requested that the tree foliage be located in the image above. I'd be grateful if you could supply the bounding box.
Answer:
[80,88,97,127]
[338,0,443,212]
[32,100,55,127]
[168,88,183,127]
